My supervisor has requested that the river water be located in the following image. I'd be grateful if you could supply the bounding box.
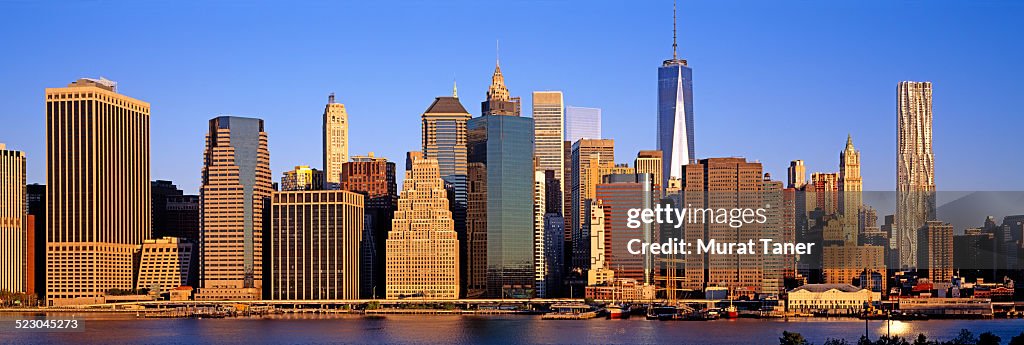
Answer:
[2,313,1024,344]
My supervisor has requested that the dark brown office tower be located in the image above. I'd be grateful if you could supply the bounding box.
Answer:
[596,173,653,283]
[465,162,487,298]
[27,184,44,298]
[543,170,561,214]
[152,180,200,242]
[680,158,765,296]
[562,140,573,240]
[341,153,397,298]
[24,215,35,296]
[918,221,953,283]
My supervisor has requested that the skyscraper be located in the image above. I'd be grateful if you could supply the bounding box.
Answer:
[323,93,349,188]
[421,91,471,296]
[896,81,936,269]
[198,116,271,301]
[918,221,953,283]
[465,161,487,297]
[270,190,364,300]
[679,158,765,294]
[570,139,615,242]
[533,171,548,297]
[788,160,806,189]
[386,154,459,300]
[533,91,565,186]
[657,3,695,190]
[341,153,398,298]
[0,144,27,294]
[45,78,151,306]
[27,184,45,298]
[564,106,601,142]
[596,173,654,284]
[839,135,862,245]
[542,213,565,297]
[468,112,535,298]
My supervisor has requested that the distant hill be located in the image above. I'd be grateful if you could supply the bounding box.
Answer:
[936,191,1024,233]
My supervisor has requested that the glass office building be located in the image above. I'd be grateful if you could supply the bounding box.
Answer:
[467,115,535,298]
[564,106,601,143]
[657,60,694,190]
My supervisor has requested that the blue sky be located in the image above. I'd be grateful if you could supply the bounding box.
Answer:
[1,0,1022,194]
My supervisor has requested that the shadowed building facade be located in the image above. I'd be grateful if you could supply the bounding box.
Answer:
[342,153,397,298]
[198,116,271,301]
[151,180,200,242]
[45,78,151,306]
[270,190,363,300]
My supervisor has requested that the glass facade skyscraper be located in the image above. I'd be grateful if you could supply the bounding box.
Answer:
[657,60,694,191]
[468,114,535,298]
[564,106,601,143]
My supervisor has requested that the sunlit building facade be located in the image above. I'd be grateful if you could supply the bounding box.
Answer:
[198,116,271,301]
[45,78,151,306]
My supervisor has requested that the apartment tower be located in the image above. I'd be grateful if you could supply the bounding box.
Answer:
[895,81,936,269]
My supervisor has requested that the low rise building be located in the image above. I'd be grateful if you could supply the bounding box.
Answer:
[787,284,880,315]
[133,237,194,295]
[585,278,655,302]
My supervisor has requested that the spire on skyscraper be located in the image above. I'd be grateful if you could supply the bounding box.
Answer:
[673,0,678,60]
[846,134,854,151]
[487,43,510,102]
[453,79,458,98]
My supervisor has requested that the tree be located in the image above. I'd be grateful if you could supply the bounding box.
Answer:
[1008,332,1024,345]
[912,333,937,345]
[781,331,809,345]
[950,329,977,345]
[875,335,909,345]
[978,332,1001,345]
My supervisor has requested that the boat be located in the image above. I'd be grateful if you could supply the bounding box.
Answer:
[543,303,598,320]
[705,308,721,320]
[720,296,737,319]
[606,303,629,319]
[647,305,679,321]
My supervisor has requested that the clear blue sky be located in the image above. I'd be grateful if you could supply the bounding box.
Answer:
[1,0,1021,194]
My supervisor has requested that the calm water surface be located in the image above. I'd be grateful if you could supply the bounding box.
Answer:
[2,313,1024,344]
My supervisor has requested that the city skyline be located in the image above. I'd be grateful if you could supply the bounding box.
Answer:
[2,1,1022,193]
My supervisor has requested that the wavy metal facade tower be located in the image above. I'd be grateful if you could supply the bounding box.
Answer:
[895,81,936,269]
